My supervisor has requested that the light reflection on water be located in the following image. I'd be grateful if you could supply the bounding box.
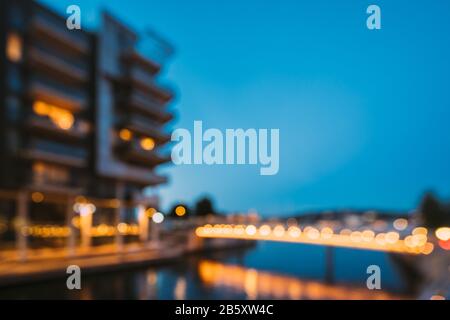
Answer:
[198,260,406,300]
[0,242,411,299]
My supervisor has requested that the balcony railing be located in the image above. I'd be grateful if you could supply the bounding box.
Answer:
[127,90,173,123]
[29,13,90,55]
[116,140,171,167]
[122,50,160,75]
[27,46,89,84]
[28,76,88,113]
[20,138,88,168]
[28,171,85,196]
[126,67,173,103]
[26,114,91,141]
[123,114,170,144]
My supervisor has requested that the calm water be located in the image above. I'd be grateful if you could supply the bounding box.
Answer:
[0,242,409,299]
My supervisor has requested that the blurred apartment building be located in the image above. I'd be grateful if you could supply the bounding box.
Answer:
[0,0,174,251]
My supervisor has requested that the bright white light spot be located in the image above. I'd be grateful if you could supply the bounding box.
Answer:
[152,212,164,224]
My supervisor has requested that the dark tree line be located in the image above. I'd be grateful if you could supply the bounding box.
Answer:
[168,197,218,219]
[420,192,450,228]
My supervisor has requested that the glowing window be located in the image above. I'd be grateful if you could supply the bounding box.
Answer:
[6,32,22,62]
[32,101,74,130]
[33,162,70,185]
[140,137,155,151]
[119,129,133,141]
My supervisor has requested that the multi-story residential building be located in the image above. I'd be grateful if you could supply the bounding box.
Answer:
[0,0,174,256]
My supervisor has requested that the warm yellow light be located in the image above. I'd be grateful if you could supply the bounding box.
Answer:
[435,227,450,241]
[175,206,186,217]
[273,225,285,237]
[71,216,81,228]
[421,243,434,255]
[223,225,233,234]
[320,227,333,239]
[213,224,223,234]
[288,226,301,238]
[31,192,44,203]
[33,101,75,130]
[430,295,445,300]
[404,235,415,248]
[140,137,155,151]
[33,101,51,116]
[393,218,408,231]
[362,230,375,242]
[117,222,128,234]
[259,225,271,236]
[6,33,22,62]
[145,207,156,218]
[350,231,362,242]
[109,199,121,208]
[412,227,428,236]
[375,233,387,245]
[412,234,427,246]
[23,225,71,238]
[385,231,400,244]
[234,225,245,235]
[74,201,96,216]
[119,129,133,141]
[195,224,432,255]
[199,224,213,235]
[306,227,320,240]
[75,195,87,204]
[54,112,74,130]
[34,101,75,130]
[245,225,257,236]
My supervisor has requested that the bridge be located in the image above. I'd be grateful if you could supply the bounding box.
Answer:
[195,223,436,255]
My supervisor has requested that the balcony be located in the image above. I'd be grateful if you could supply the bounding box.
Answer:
[125,67,173,103]
[124,170,168,186]
[26,114,91,141]
[20,138,88,169]
[123,114,171,144]
[127,90,173,123]
[116,140,171,167]
[122,50,160,75]
[25,161,86,195]
[28,76,88,113]
[97,161,168,186]
[27,46,89,84]
[29,13,90,55]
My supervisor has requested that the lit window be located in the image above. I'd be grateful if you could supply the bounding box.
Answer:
[140,137,155,151]
[32,101,74,130]
[6,32,22,62]
[51,109,74,130]
[119,129,133,141]
[31,192,44,203]
[33,162,69,185]
[33,101,50,116]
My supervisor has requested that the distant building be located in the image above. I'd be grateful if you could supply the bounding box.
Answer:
[0,0,174,253]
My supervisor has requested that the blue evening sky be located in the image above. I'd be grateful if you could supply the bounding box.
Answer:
[42,0,450,216]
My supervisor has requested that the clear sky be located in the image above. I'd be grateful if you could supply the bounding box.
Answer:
[42,0,450,216]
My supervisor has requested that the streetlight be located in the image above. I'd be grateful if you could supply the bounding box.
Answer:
[150,212,164,248]
[152,212,164,224]
[175,206,186,217]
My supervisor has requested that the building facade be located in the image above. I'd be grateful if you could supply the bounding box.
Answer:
[0,0,174,256]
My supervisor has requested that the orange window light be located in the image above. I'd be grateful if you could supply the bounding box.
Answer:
[6,32,22,62]
[119,129,133,141]
[140,137,155,151]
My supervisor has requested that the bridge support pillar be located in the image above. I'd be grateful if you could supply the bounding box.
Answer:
[325,246,334,284]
